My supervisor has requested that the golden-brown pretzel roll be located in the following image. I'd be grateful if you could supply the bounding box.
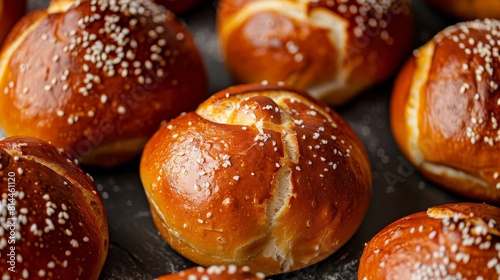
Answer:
[0,136,108,279]
[157,265,265,280]
[140,83,372,275]
[0,0,207,167]
[426,0,500,20]
[154,0,202,14]
[0,0,25,46]
[359,203,500,279]
[217,0,413,105]
[391,19,500,202]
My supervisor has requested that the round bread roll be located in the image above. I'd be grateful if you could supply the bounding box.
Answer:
[359,203,500,279]
[140,83,372,275]
[154,0,202,14]
[0,0,25,46]
[0,136,108,279]
[217,0,413,105]
[391,19,500,202]
[425,0,500,20]
[157,265,265,280]
[0,0,207,167]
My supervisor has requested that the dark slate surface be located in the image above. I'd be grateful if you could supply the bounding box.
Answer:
[16,0,466,279]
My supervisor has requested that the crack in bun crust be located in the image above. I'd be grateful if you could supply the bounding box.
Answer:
[0,0,207,167]
[217,0,413,105]
[391,19,500,202]
[140,83,372,276]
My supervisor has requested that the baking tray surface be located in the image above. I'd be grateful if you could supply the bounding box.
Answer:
[16,1,466,279]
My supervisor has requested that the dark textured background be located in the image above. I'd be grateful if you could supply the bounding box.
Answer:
[18,0,464,279]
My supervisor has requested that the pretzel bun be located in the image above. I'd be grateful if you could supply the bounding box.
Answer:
[0,0,207,167]
[359,203,500,279]
[0,136,108,280]
[217,0,413,105]
[426,0,500,20]
[0,0,25,46]
[154,0,202,14]
[391,19,500,202]
[140,83,372,275]
[157,265,265,280]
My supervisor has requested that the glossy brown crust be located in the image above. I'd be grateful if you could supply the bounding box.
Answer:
[0,136,108,280]
[390,56,414,161]
[217,0,413,105]
[359,203,500,280]
[154,0,202,14]
[0,0,207,167]
[157,265,265,280]
[140,83,372,275]
[391,19,500,202]
[0,1,25,46]
[426,0,500,20]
